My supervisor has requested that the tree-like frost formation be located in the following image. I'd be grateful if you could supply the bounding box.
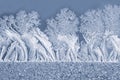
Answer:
[0,5,120,62]
[80,5,120,62]
[45,8,80,62]
[0,11,55,62]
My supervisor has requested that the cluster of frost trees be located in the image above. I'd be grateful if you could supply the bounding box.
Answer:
[0,5,120,62]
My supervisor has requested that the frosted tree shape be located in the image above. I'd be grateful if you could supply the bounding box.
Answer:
[102,5,120,62]
[45,8,80,62]
[80,5,120,62]
[1,5,120,62]
[17,11,55,62]
[0,15,28,61]
[0,11,55,62]
[80,8,106,62]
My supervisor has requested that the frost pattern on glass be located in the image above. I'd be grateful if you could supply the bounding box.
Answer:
[80,5,120,62]
[45,8,80,61]
[0,11,54,62]
[0,5,120,62]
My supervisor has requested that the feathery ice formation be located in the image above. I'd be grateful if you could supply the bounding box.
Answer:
[0,5,120,62]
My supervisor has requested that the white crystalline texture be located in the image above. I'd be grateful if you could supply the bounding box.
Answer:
[0,11,55,62]
[45,8,80,62]
[80,5,120,62]
[0,5,120,62]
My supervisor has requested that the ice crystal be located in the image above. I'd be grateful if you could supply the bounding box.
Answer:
[80,5,120,62]
[0,5,120,62]
[0,11,54,62]
[45,8,80,61]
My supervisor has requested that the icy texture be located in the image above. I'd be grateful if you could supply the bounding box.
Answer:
[45,8,80,61]
[0,5,120,62]
[0,11,54,62]
[0,62,120,80]
[80,5,120,62]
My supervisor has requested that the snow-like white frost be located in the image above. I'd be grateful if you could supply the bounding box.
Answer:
[0,11,55,62]
[0,5,120,62]
[80,5,120,62]
[45,8,80,62]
